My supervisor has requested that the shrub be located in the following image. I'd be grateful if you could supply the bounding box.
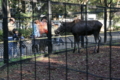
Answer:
[0,28,32,41]
[18,28,32,38]
[114,26,120,30]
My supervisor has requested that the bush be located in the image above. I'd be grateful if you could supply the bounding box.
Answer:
[114,26,120,30]
[18,28,32,38]
[0,28,32,41]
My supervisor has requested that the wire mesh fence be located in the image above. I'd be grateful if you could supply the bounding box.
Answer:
[0,0,120,80]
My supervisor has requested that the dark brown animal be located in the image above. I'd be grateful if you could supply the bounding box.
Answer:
[55,19,102,53]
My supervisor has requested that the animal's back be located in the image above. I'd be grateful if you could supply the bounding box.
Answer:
[72,20,102,35]
[93,20,102,29]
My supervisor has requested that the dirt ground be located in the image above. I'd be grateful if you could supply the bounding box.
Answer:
[0,45,120,80]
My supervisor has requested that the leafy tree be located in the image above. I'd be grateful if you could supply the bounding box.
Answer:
[3,0,120,28]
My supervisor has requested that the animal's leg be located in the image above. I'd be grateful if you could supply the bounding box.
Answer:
[94,39,98,53]
[76,41,80,53]
[97,36,101,53]
[75,35,80,53]
[80,36,84,48]
[85,36,88,46]
[73,41,76,53]
[94,34,100,53]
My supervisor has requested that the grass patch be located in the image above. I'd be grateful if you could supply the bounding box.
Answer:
[0,62,4,66]
[0,53,44,67]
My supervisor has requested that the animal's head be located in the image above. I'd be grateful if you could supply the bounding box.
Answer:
[54,22,66,35]
[54,21,75,35]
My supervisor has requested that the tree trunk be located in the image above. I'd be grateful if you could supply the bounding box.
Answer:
[7,1,11,19]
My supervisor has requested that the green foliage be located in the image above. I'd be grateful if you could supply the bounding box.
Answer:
[0,0,1,8]
[15,12,37,18]
[16,12,32,17]
[0,62,4,67]
[0,29,3,36]
[18,28,32,38]
[113,26,120,30]
[0,28,32,41]
[0,30,3,41]
[15,12,33,29]
[6,0,120,27]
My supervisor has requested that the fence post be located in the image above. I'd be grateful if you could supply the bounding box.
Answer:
[104,7,107,43]
[81,5,84,48]
[2,0,9,63]
[47,1,52,79]
[104,0,107,43]
[47,0,52,54]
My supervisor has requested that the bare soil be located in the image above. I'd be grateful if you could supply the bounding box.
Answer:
[0,45,120,80]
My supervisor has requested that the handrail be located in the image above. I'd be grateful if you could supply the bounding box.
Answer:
[0,35,74,43]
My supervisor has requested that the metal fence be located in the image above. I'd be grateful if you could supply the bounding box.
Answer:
[0,0,120,80]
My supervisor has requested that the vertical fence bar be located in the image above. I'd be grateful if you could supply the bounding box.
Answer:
[47,0,52,80]
[2,0,8,64]
[104,1,107,43]
[47,0,52,54]
[81,5,84,48]
[85,4,88,80]
[64,3,68,80]
[31,0,37,80]
[109,1,112,79]
[2,0,9,80]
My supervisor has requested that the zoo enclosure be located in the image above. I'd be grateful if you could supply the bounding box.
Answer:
[1,0,120,80]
